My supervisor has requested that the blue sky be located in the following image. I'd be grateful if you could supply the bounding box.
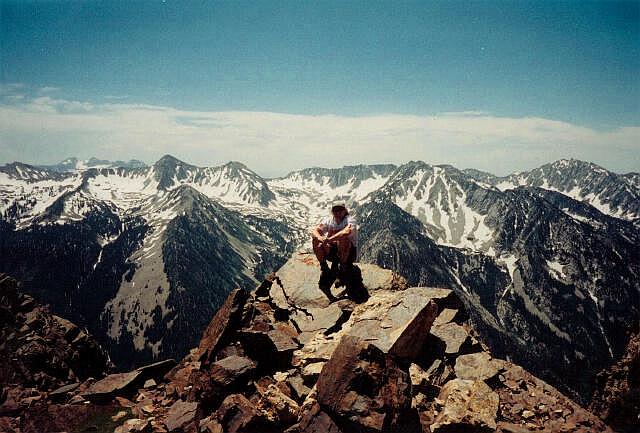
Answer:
[1,0,638,176]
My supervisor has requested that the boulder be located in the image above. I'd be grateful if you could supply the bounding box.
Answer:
[239,328,299,369]
[429,378,499,432]
[430,322,470,355]
[347,287,438,359]
[165,400,200,432]
[433,308,460,325]
[287,375,312,402]
[270,252,338,309]
[256,383,300,424]
[114,418,151,433]
[82,371,143,402]
[292,303,346,339]
[48,382,80,403]
[188,355,255,408]
[302,362,325,383]
[136,359,177,381]
[209,355,256,387]
[454,352,504,382]
[198,288,248,365]
[357,263,407,292]
[212,394,263,433]
[316,335,412,432]
[270,253,407,310]
[293,402,343,433]
[51,315,81,342]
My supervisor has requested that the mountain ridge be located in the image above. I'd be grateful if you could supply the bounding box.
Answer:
[1,154,638,406]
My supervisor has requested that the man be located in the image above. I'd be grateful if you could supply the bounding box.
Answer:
[311,203,358,274]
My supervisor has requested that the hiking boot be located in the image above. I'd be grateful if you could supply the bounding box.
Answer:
[320,261,330,273]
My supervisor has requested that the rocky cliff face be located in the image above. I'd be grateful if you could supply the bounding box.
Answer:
[589,323,640,433]
[0,273,114,432]
[0,258,616,432]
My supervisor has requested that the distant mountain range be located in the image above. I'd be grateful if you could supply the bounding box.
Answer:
[40,157,148,172]
[1,155,638,403]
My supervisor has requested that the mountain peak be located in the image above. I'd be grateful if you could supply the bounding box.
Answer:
[153,155,195,189]
[224,160,249,170]
[154,154,191,167]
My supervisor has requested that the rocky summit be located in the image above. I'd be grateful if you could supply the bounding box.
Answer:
[0,257,620,432]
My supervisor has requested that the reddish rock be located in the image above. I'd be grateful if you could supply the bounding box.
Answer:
[165,399,200,432]
[189,355,256,408]
[136,359,177,381]
[198,289,248,365]
[293,402,343,433]
[212,394,263,433]
[316,335,411,432]
[589,325,640,433]
[239,328,299,369]
[346,287,439,359]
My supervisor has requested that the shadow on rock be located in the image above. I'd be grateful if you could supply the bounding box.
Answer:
[319,264,370,304]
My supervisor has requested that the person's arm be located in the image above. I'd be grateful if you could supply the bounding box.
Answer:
[311,224,327,242]
[327,223,353,241]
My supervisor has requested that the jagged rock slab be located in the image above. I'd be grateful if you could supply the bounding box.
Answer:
[316,335,412,432]
[198,288,248,364]
[209,355,256,386]
[270,252,335,309]
[347,287,438,359]
[240,328,300,368]
[48,382,80,402]
[136,359,177,380]
[212,394,263,433]
[82,371,144,402]
[165,400,200,432]
[294,402,344,433]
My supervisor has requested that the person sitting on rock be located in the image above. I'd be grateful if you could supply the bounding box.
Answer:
[311,203,358,299]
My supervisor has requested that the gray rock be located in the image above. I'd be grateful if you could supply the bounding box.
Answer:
[293,304,344,334]
[165,400,200,432]
[347,287,439,359]
[136,358,177,381]
[429,378,499,432]
[270,252,407,310]
[430,322,470,355]
[82,371,143,402]
[287,375,312,402]
[48,382,80,402]
[454,352,504,382]
[210,355,256,387]
[433,308,459,325]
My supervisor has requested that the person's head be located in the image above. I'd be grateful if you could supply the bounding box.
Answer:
[331,203,348,222]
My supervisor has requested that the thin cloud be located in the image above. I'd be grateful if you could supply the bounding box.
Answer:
[38,86,60,94]
[0,95,638,177]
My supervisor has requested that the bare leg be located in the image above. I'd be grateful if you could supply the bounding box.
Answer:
[312,237,330,263]
[336,239,353,264]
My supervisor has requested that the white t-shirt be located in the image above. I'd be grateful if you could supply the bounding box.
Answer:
[318,215,358,248]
